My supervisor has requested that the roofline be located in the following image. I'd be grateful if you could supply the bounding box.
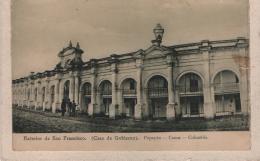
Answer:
[12,37,249,83]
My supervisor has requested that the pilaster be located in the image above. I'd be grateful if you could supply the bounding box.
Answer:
[200,40,214,119]
[74,72,79,105]
[110,61,118,119]
[53,79,60,113]
[69,73,75,101]
[236,39,249,114]
[89,59,97,116]
[134,57,144,120]
[166,55,175,120]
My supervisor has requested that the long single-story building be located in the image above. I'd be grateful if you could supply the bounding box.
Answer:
[12,24,249,120]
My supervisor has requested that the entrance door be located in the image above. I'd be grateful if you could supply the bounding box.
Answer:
[84,97,91,113]
[124,98,136,117]
[63,81,70,101]
[151,98,167,118]
[190,97,199,115]
[103,98,112,116]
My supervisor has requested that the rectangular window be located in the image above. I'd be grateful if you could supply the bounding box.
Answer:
[190,97,199,115]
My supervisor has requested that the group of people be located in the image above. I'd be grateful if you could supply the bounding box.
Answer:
[61,98,77,117]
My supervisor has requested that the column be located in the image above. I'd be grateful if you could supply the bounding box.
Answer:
[53,79,60,113]
[69,76,75,101]
[110,63,118,119]
[40,84,44,110]
[34,84,37,110]
[117,90,123,116]
[43,82,49,111]
[79,88,83,112]
[22,85,25,107]
[46,81,52,111]
[59,80,64,104]
[89,74,96,116]
[237,41,249,114]
[36,82,41,110]
[201,41,214,119]
[27,84,30,108]
[166,56,175,120]
[134,59,143,120]
[74,76,79,105]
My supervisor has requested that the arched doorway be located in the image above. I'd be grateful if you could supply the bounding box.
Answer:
[41,87,45,110]
[99,80,112,116]
[34,88,37,102]
[81,82,92,114]
[50,85,55,111]
[213,70,240,115]
[27,88,30,100]
[34,88,37,109]
[178,73,204,117]
[63,80,70,101]
[121,78,137,118]
[26,88,30,108]
[147,75,168,119]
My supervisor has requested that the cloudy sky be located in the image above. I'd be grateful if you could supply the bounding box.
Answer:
[11,0,249,79]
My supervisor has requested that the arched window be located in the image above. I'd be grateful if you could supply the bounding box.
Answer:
[147,75,168,97]
[213,70,241,114]
[82,83,91,95]
[179,73,202,93]
[178,73,204,117]
[99,80,112,96]
[147,75,168,118]
[121,78,137,95]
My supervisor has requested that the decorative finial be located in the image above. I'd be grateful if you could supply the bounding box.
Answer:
[69,40,72,47]
[151,23,164,46]
[76,42,80,49]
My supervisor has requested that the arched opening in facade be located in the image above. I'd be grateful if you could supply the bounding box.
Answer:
[99,80,112,116]
[213,70,241,115]
[41,87,45,109]
[63,80,70,101]
[81,82,92,114]
[50,85,55,111]
[178,73,204,117]
[34,88,37,101]
[27,88,30,100]
[120,78,137,118]
[147,75,168,119]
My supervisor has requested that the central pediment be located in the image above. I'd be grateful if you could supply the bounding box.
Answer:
[143,45,173,59]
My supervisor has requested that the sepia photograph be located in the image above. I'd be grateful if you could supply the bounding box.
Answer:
[5,0,260,159]
[11,0,250,134]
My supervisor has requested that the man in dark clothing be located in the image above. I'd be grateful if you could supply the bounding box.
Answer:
[71,100,77,117]
[61,99,66,116]
[67,99,72,116]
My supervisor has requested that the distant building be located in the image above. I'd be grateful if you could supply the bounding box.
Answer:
[12,24,249,120]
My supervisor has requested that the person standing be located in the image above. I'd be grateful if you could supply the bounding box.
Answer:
[61,99,66,116]
[67,99,72,116]
[72,100,77,117]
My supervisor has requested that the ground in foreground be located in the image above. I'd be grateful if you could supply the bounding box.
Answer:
[13,107,249,133]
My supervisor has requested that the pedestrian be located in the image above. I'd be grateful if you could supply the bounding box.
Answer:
[61,99,66,116]
[72,100,77,117]
[68,99,72,116]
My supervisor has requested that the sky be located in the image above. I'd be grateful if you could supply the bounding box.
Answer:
[11,0,249,79]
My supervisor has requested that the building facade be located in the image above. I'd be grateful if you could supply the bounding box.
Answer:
[12,24,249,120]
